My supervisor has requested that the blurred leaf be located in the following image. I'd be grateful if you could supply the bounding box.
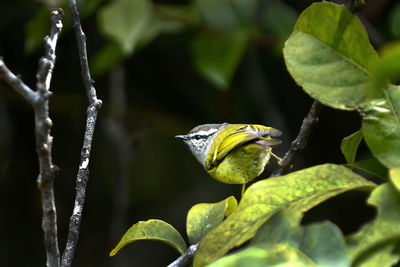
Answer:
[341,130,363,164]
[109,219,186,256]
[390,167,400,192]
[347,183,400,266]
[98,0,151,54]
[262,2,298,43]
[91,43,124,78]
[190,31,248,89]
[389,2,400,38]
[346,158,388,181]
[362,97,400,168]
[371,42,400,90]
[208,244,315,267]
[187,196,237,245]
[193,0,257,30]
[193,164,376,266]
[283,2,381,110]
[25,7,50,54]
[251,212,350,267]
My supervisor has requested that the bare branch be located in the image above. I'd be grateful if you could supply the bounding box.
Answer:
[167,244,199,267]
[0,8,64,267]
[0,60,39,104]
[61,1,102,266]
[274,101,323,176]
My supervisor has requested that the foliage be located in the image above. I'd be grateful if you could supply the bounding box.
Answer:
[107,1,400,266]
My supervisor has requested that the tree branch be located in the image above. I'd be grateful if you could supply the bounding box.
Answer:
[61,1,102,266]
[0,8,64,267]
[167,244,199,267]
[274,101,323,176]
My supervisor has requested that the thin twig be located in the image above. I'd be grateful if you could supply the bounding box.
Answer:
[273,101,322,176]
[61,1,102,266]
[167,244,199,267]
[0,8,64,267]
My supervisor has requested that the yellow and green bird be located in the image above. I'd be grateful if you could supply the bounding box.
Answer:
[176,123,282,184]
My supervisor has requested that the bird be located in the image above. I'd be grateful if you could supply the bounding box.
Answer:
[176,123,282,184]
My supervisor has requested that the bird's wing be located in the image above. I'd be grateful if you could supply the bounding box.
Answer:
[209,124,281,168]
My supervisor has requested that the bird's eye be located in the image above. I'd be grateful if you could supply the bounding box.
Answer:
[194,135,202,140]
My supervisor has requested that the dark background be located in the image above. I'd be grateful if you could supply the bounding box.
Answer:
[0,0,396,266]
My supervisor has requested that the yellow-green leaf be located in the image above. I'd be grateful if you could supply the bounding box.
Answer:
[208,244,315,267]
[390,167,400,193]
[109,219,186,256]
[193,164,376,266]
[187,196,237,245]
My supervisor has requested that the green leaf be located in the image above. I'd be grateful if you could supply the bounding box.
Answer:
[341,130,363,164]
[109,219,186,256]
[187,196,237,245]
[347,183,400,266]
[193,164,376,266]
[390,167,400,193]
[251,212,350,267]
[98,0,151,54]
[362,98,400,168]
[283,2,382,110]
[208,244,316,267]
[345,158,388,181]
[190,31,248,89]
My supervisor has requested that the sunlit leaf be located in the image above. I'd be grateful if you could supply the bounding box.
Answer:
[283,2,382,110]
[109,219,186,256]
[347,183,400,266]
[187,196,237,245]
[341,130,363,164]
[98,0,151,54]
[390,167,400,193]
[362,98,400,168]
[193,164,376,266]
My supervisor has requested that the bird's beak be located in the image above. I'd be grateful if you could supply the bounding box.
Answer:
[175,135,188,141]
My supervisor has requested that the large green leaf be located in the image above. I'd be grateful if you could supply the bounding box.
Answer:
[193,164,376,266]
[347,183,400,266]
[208,244,315,267]
[362,97,400,169]
[98,0,151,54]
[283,2,381,110]
[190,30,248,89]
[109,219,186,256]
[186,196,237,245]
[341,130,363,164]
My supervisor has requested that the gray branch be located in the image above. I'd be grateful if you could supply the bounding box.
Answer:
[274,101,322,176]
[167,244,199,267]
[61,1,102,266]
[0,8,64,267]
